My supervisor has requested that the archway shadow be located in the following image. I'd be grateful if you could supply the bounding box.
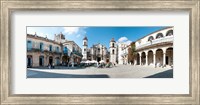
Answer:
[27,70,110,78]
[145,69,173,78]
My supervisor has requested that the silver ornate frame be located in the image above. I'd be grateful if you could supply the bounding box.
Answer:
[0,0,199,104]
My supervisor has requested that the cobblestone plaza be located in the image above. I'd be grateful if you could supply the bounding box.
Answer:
[27,65,173,78]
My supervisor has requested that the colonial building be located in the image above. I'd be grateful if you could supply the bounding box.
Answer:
[118,43,130,65]
[82,36,110,63]
[27,32,82,67]
[134,27,173,67]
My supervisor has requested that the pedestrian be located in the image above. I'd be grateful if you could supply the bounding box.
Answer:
[52,63,55,69]
[48,63,51,69]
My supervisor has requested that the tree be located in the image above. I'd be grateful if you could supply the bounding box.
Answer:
[128,42,136,64]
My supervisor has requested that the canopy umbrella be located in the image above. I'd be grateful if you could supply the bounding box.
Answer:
[100,60,105,63]
[85,60,90,63]
[80,61,85,63]
[91,60,98,63]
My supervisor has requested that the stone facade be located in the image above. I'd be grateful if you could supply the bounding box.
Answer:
[82,36,110,63]
[27,32,82,67]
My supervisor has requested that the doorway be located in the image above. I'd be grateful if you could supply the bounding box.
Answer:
[39,56,44,66]
[97,57,101,62]
[166,56,169,65]
[27,57,32,67]
[49,56,53,65]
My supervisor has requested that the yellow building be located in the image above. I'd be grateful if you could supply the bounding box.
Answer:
[27,32,82,67]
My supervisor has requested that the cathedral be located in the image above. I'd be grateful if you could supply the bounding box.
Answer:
[82,36,118,63]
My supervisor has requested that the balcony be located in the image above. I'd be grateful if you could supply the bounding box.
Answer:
[71,50,83,57]
[136,36,173,50]
[27,48,62,54]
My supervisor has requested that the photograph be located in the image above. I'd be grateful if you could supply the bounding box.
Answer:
[26,26,173,78]
[1,0,199,104]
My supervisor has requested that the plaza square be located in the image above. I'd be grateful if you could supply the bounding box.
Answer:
[27,27,173,78]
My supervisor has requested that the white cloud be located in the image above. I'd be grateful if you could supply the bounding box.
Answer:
[125,40,132,45]
[63,27,80,35]
[118,37,128,43]
[62,27,87,39]
[117,36,132,45]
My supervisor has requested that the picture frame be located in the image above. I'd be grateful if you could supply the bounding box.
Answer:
[0,0,199,104]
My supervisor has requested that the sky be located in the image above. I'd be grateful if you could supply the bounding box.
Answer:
[27,26,167,48]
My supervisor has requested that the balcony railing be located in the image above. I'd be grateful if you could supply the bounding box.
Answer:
[71,50,83,57]
[27,48,62,54]
[136,36,173,50]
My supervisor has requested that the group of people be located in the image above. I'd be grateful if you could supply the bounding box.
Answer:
[97,62,116,68]
[48,63,55,69]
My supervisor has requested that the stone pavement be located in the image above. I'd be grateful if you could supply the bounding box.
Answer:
[27,65,173,78]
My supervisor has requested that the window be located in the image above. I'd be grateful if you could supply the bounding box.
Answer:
[148,36,154,41]
[49,45,52,51]
[40,42,43,51]
[84,49,86,51]
[27,40,32,50]
[112,49,115,54]
[73,47,75,52]
[56,47,59,52]
[98,48,100,53]
[166,30,173,36]
[112,43,114,47]
[63,47,68,54]
[156,33,164,39]
[84,42,87,45]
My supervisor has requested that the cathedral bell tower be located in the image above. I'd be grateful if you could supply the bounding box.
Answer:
[109,38,117,64]
[82,36,88,60]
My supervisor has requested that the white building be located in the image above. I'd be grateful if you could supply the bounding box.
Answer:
[134,27,173,68]
[118,43,130,65]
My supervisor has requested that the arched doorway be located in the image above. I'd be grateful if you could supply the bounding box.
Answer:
[27,55,32,67]
[49,56,53,65]
[55,57,60,66]
[148,50,153,65]
[141,52,146,65]
[62,55,69,66]
[166,47,173,66]
[156,49,163,67]
[39,55,44,66]
[106,58,109,63]
[136,53,140,65]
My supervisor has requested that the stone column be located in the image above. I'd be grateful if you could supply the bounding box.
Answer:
[146,54,148,66]
[153,53,156,67]
[163,53,166,67]
[71,55,74,67]
[139,55,142,66]
[134,59,137,65]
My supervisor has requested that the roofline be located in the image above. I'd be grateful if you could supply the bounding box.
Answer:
[63,40,82,50]
[27,34,61,45]
[135,26,173,42]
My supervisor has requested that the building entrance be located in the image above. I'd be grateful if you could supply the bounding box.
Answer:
[49,56,53,65]
[97,57,101,62]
